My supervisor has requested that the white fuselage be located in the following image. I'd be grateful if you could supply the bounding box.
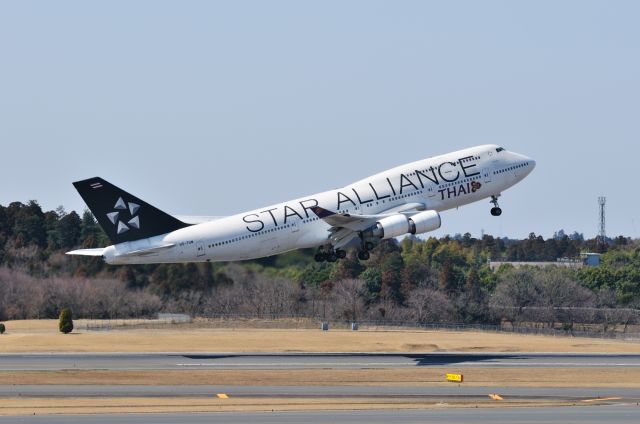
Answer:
[102,145,535,264]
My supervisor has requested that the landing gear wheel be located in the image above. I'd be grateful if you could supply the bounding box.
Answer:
[364,242,375,251]
[357,250,370,261]
[335,249,347,259]
[326,252,338,262]
[314,252,326,262]
[490,195,502,216]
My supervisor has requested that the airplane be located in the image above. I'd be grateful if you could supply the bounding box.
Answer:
[67,145,535,264]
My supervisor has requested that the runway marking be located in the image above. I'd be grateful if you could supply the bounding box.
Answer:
[488,394,504,401]
[216,393,229,399]
[582,397,621,403]
[445,373,464,382]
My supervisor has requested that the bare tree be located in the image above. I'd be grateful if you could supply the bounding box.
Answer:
[406,287,456,323]
[334,279,365,321]
[490,268,540,326]
[0,267,162,320]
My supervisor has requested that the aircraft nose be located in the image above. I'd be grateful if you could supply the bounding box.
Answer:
[514,152,535,170]
[529,158,536,170]
[523,156,536,175]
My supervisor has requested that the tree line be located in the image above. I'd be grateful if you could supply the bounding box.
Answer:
[0,200,639,332]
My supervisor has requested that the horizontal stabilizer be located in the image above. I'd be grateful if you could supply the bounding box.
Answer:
[174,215,226,225]
[66,248,105,257]
[115,243,175,258]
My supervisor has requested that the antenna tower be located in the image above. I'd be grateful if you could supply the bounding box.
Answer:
[597,196,606,246]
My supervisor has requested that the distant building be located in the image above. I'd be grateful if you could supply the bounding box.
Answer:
[489,253,601,270]
[581,252,601,267]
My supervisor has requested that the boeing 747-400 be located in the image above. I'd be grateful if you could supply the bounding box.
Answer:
[67,145,535,264]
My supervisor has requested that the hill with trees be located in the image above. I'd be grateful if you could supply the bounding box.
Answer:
[1,200,639,332]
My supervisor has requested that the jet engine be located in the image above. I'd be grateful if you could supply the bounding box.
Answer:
[364,210,441,240]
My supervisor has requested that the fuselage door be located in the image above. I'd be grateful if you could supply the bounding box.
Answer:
[290,221,300,234]
[483,169,492,183]
[196,241,205,257]
[484,150,496,183]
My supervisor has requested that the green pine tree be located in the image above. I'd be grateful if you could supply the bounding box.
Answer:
[58,308,74,334]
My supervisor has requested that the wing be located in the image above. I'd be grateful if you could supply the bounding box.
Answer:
[310,203,426,249]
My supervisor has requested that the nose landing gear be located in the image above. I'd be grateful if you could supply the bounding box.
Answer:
[490,195,502,216]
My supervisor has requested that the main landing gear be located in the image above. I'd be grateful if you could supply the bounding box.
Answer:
[314,238,375,263]
[315,246,371,262]
[357,250,370,261]
[314,247,347,263]
[357,240,374,261]
[490,195,502,216]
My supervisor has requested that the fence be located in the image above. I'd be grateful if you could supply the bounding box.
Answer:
[346,320,640,340]
[82,314,191,331]
[80,312,640,340]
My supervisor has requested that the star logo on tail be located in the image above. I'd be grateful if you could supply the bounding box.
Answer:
[106,197,141,234]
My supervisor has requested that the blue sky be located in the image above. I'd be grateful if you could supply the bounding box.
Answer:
[1,1,639,239]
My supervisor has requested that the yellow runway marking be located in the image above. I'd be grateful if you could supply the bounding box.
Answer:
[446,373,463,383]
[216,394,229,399]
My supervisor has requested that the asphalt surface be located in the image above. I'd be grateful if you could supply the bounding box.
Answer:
[2,352,640,370]
[1,384,639,401]
[3,353,639,422]
[3,406,640,424]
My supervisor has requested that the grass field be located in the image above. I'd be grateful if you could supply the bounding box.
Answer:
[1,367,639,387]
[0,396,579,415]
[0,319,638,354]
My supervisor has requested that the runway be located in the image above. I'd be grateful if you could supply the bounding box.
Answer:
[2,353,639,422]
[2,352,640,370]
[3,406,640,424]
[1,384,639,400]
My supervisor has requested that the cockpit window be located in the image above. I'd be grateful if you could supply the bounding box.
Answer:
[496,147,505,152]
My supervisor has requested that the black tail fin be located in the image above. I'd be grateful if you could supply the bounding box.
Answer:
[73,177,191,245]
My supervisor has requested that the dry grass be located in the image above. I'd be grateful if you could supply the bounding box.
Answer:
[1,367,639,388]
[0,396,578,415]
[0,320,638,353]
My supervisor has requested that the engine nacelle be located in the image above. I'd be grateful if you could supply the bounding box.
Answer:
[408,210,441,235]
[371,214,412,240]
[366,210,442,240]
